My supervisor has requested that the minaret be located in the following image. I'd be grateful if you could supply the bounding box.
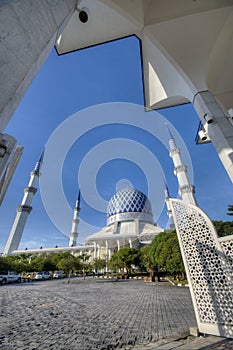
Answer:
[3,152,43,256]
[164,183,175,230]
[69,191,81,247]
[167,125,197,206]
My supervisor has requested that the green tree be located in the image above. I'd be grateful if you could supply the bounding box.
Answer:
[0,256,13,272]
[108,252,122,272]
[41,256,57,272]
[108,248,139,275]
[79,253,91,278]
[92,258,106,273]
[30,253,48,272]
[139,246,155,278]
[0,254,32,273]
[149,231,185,280]
[213,220,233,237]
[57,254,81,282]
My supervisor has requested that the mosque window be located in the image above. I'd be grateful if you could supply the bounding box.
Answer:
[116,222,121,233]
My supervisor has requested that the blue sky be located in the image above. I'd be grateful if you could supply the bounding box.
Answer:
[0,36,232,251]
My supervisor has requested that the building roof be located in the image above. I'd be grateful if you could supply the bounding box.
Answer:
[107,187,153,225]
[85,220,163,246]
[55,1,233,112]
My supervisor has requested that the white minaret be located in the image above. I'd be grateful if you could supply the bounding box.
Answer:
[164,183,175,230]
[69,191,81,247]
[3,153,43,256]
[167,125,197,206]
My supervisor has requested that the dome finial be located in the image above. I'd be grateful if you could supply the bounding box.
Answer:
[116,179,133,192]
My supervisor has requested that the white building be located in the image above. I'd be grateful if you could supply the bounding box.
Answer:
[11,187,163,259]
[85,187,164,260]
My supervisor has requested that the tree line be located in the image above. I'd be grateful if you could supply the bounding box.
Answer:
[0,219,232,279]
[108,231,185,280]
[0,252,88,277]
[0,231,184,279]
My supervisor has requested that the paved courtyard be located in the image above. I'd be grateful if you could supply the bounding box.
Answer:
[0,279,196,350]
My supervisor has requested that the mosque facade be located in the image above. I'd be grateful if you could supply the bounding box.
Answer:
[9,186,163,259]
[85,187,164,261]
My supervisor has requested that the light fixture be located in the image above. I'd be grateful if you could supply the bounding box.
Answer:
[198,129,208,141]
[227,108,233,119]
[79,10,88,23]
[0,142,7,157]
[204,113,214,124]
[76,6,89,23]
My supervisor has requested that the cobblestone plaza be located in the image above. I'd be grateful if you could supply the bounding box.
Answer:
[0,279,196,350]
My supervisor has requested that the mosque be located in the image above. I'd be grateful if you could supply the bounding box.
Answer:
[4,183,164,259]
[3,129,194,258]
[85,186,164,261]
[1,3,233,338]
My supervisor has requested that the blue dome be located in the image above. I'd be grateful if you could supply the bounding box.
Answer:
[107,187,153,225]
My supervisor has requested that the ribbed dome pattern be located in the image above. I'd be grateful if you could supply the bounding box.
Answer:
[107,187,152,218]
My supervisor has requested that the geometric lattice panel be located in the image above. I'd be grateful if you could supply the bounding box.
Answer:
[170,198,233,338]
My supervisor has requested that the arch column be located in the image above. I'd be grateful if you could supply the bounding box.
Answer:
[97,243,100,259]
[129,238,132,248]
[105,240,108,272]
[88,249,92,259]
[0,0,76,132]
[94,242,97,260]
[193,90,233,182]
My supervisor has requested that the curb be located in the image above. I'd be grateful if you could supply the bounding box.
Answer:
[165,278,189,288]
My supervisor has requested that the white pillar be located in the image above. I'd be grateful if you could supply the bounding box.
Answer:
[0,1,76,132]
[105,240,108,259]
[129,238,132,248]
[105,240,108,272]
[117,239,120,251]
[193,90,233,182]
[94,242,97,259]
[97,244,100,258]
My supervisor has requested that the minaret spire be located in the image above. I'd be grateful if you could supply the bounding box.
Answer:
[166,123,176,151]
[69,190,81,247]
[163,180,175,230]
[34,150,44,173]
[166,123,197,206]
[75,190,81,210]
[3,152,43,256]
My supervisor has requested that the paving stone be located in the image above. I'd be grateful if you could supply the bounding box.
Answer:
[0,279,196,349]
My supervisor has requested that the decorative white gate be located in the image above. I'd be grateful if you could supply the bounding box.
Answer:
[169,198,233,338]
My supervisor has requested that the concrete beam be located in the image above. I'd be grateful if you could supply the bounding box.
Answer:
[0,0,76,132]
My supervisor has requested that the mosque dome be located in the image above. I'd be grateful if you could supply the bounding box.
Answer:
[107,187,153,225]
